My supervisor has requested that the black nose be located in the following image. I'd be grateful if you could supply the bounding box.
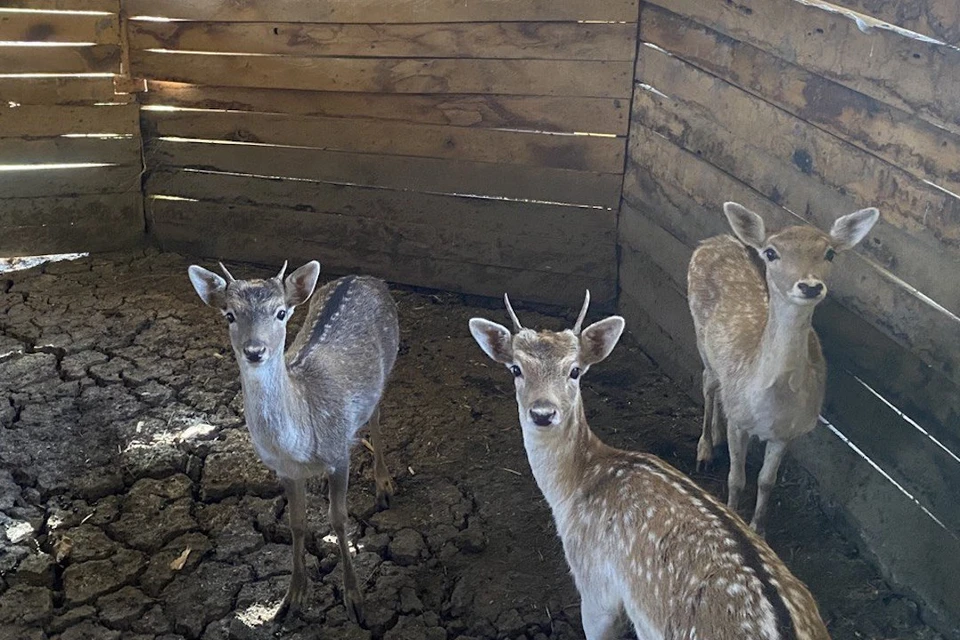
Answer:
[243,345,266,362]
[529,408,557,427]
[797,282,824,298]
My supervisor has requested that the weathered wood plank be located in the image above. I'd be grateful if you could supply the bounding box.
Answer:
[647,0,960,133]
[625,126,960,388]
[640,6,960,201]
[130,51,634,98]
[141,110,625,173]
[0,0,117,11]
[633,45,960,314]
[144,169,617,244]
[141,83,630,135]
[0,104,139,137]
[828,0,959,46]
[150,221,615,308]
[0,136,140,164]
[123,0,639,23]
[128,21,636,61]
[0,44,120,74]
[0,77,118,104]
[147,198,614,278]
[0,11,118,43]
[146,138,624,208]
[0,164,141,198]
[0,192,142,257]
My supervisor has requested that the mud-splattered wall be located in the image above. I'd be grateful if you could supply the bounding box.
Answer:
[619,0,960,632]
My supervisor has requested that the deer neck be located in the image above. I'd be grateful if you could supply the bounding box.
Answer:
[756,290,816,383]
[238,354,307,434]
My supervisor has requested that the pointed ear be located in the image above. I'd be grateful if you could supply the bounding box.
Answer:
[188,265,227,308]
[723,202,766,249]
[468,318,514,364]
[579,316,625,366]
[830,207,879,251]
[284,261,320,307]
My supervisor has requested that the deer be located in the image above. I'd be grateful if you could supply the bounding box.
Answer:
[187,260,399,625]
[469,292,831,640]
[688,202,879,535]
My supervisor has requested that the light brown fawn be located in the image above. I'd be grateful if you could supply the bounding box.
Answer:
[688,202,879,534]
[469,292,831,640]
[189,261,399,625]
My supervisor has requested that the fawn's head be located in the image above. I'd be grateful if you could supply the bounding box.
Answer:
[469,292,624,432]
[724,202,879,306]
[188,261,321,369]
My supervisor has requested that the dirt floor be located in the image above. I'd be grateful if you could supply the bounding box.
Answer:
[0,250,945,640]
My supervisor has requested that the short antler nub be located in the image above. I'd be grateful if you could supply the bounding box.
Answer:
[504,293,523,333]
[218,262,236,284]
[573,290,591,335]
[275,260,288,282]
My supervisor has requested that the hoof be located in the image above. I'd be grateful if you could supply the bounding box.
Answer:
[375,477,396,511]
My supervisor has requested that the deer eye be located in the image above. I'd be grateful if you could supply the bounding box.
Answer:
[763,248,780,262]
[225,311,236,324]
[570,366,581,380]
[510,365,522,378]
[825,248,836,262]
[276,309,286,321]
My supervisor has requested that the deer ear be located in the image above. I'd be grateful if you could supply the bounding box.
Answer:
[469,318,514,364]
[284,261,320,307]
[580,316,625,366]
[830,207,879,251]
[723,202,766,249]
[188,265,227,308]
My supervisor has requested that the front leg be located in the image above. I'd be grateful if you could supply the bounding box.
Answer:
[580,593,621,640]
[750,439,787,536]
[275,477,308,623]
[726,427,750,513]
[329,462,364,625]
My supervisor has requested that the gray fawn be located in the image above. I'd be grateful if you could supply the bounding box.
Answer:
[469,292,830,640]
[188,261,400,624]
[688,202,879,534]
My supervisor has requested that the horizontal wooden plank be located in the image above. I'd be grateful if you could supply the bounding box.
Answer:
[0,136,140,164]
[0,11,118,43]
[144,169,617,244]
[0,44,119,74]
[625,125,960,388]
[648,0,960,134]
[0,103,139,137]
[146,138,623,208]
[142,110,625,173]
[828,0,959,46]
[150,222,615,308]
[130,51,634,98]
[141,83,629,135]
[633,45,960,314]
[0,0,117,11]
[123,0,639,23]
[640,6,960,202]
[0,164,141,198]
[128,20,637,61]
[147,198,614,278]
[0,77,119,104]
[0,192,142,257]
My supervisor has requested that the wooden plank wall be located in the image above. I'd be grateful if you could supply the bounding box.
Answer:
[621,0,960,631]
[0,0,144,256]
[126,0,641,307]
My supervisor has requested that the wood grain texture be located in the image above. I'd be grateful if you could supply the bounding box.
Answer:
[0,0,117,10]
[0,164,141,198]
[0,104,139,137]
[145,138,624,208]
[142,109,625,173]
[141,83,630,135]
[123,0,639,23]
[130,51,634,98]
[0,77,119,104]
[647,0,960,133]
[128,21,637,60]
[828,0,959,45]
[634,44,960,314]
[0,44,120,74]
[0,136,140,164]
[0,11,119,43]
[640,6,960,200]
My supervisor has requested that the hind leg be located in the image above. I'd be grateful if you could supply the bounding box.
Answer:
[367,404,395,510]
[696,367,720,471]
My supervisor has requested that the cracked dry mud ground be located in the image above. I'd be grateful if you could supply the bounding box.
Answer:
[0,250,944,640]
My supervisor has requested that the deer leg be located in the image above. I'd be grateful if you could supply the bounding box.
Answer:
[275,477,308,623]
[750,439,787,536]
[696,369,719,472]
[580,594,621,640]
[329,462,364,625]
[367,404,395,510]
[726,427,750,513]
